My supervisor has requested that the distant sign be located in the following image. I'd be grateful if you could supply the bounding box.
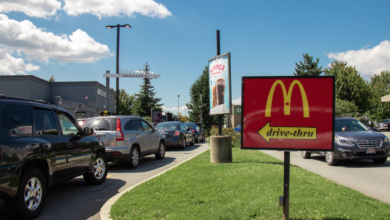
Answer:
[99,110,112,116]
[152,110,162,123]
[234,106,241,114]
[208,53,231,115]
[241,76,335,151]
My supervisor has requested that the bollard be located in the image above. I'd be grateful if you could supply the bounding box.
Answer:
[210,136,232,163]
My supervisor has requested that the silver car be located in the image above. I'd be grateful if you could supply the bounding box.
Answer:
[82,116,165,168]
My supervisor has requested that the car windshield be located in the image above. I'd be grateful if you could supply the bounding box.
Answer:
[155,123,178,130]
[335,119,369,132]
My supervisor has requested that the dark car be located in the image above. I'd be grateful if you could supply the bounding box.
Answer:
[155,122,194,149]
[301,117,389,166]
[185,122,205,143]
[375,119,390,131]
[0,96,107,219]
[82,116,165,168]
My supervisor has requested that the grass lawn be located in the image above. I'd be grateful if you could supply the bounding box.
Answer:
[110,148,390,219]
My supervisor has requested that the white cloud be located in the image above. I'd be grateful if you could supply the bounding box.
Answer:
[0,0,61,19]
[232,97,241,105]
[162,106,187,114]
[63,0,172,19]
[0,14,112,64]
[327,40,390,78]
[0,48,40,75]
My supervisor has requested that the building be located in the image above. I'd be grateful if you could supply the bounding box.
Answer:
[230,105,241,128]
[0,75,116,118]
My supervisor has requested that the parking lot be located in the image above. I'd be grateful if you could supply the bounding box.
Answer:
[0,142,209,220]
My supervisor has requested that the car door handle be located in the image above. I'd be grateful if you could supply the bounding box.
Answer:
[42,144,49,149]
[68,143,73,147]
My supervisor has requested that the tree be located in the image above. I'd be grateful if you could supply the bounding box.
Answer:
[186,66,219,135]
[133,63,163,117]
[335,99,359,117]
[48,75,55,82]
[324,61,372,114]
[368,71,390,120]
[179,113,188,122]
[293,53,323,76]
[118,89,135,115]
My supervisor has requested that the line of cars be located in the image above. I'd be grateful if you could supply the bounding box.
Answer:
[0,96,205,219]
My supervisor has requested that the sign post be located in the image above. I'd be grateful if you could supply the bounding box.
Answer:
[241,76,335,219]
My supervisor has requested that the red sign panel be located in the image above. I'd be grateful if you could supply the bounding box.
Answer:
[241,76,334,151]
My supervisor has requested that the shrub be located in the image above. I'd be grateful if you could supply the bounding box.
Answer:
[209,126,241,148]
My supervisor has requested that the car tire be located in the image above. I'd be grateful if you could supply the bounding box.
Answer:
[155,142,166,159]
[202,135,205,142]
[190,136,195,145]
[181,137,186,149]
[301,151,311,159]
[373,157,387,164]
[195,134,199,143]
[325,151,338,166]
[127,147,140,169]
[83,152,108,185]
[5,167,47,220]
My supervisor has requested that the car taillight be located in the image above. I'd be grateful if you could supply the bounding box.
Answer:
[116,118,124,141]
[192,129,195,133]
[174,130,179,136]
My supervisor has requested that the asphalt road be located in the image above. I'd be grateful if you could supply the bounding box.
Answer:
[260,131,390,204]
[0,141,209,220]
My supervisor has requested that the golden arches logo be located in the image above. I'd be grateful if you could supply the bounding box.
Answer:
[265,80,310,118]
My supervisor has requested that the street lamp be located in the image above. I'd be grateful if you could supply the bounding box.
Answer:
[199,94,203,125]
[106,24,131,115]
[177,95,180,120]
[151,107,154,124]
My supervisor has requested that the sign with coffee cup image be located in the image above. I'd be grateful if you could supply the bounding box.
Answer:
[208,53,231,115]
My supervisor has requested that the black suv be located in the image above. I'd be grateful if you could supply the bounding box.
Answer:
[0,96,107,219]
[301,117,389,165]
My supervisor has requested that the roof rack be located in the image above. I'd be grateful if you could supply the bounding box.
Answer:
[0,95,49,104]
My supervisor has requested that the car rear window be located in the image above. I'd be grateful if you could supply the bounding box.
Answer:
[185,123,195,128]
[1,104,32,135]
[155,123,178,130]
[83,118,117,131]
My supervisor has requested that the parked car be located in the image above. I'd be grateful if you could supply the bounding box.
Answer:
[185,122,205,143]
[0,96,107,220]
[233,124,241,133]
[301,117,389,166]
[154,122,194,149]
[375,119,390,131]
[82,116,166,168]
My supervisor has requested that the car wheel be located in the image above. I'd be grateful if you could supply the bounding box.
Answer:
[195,134,199,143]
[127,147,140,168]
[155,142,166,159]
[202,135,205,142]
[5,167,47,220]
[373,157,387,164]
[325,151,338,166]
[301,151,311,159]
[84,152,108,185]
[190,136,195,145]
[181,138,186,149]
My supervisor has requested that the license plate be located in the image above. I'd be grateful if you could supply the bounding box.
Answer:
[366,148,376,154]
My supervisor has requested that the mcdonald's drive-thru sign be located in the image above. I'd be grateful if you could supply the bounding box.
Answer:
[241,76,335,151]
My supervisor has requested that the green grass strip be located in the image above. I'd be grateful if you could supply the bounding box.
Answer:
[111,148,390,219]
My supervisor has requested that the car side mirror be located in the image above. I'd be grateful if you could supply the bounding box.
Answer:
[83,127,94,135]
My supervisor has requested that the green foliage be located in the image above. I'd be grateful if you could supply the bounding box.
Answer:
[186,66,219,135]
[324,61,372,113]
[209,126,241,147]
[133,63,163,117]
[48,75,55,82]
[293,53,323,76]
[335,98,359,117]
[118,89,135,115]
[111,149,390,220]
[368,71,390,120]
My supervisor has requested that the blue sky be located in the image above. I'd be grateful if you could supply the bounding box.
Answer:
[2,0,390,116]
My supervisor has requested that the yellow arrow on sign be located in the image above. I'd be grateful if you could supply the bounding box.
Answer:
[258,122,317,143]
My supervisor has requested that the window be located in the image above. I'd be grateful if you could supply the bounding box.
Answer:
[2,104,32,135]
[33,109,43,135]
[124,121,133,130]
[140,121,153,131]
[56,111,79,136]
[130,120,143,131]
[39,110,58,135]
[83,118,116,131]
[180,123,187,131]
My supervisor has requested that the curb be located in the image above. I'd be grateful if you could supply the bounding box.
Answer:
[100,146,210,220]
